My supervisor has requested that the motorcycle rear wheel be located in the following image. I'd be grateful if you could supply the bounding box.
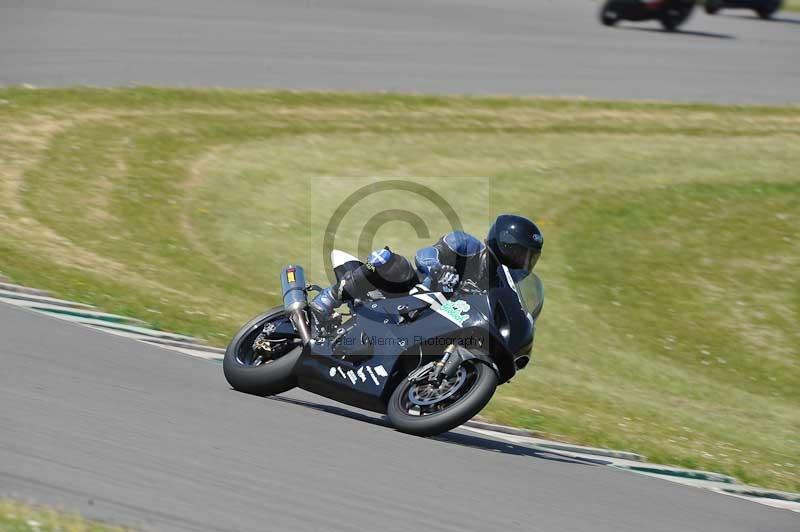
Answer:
[387,358,498,437]
[223,306,302,396]
[599,2,619,26]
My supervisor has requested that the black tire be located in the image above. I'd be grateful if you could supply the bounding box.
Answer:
[756,0,781,19]
[387,359,498,437]
[704,0,720,15]
[660,17,677,31]
[223,306,301,396]
[660,4,693,31]
[600,6,619,26]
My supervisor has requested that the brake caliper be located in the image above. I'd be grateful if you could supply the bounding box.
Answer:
[252,322,281,358]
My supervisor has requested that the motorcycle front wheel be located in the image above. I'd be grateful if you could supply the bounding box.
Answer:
[387,358,498,437]
[223,306,302,396]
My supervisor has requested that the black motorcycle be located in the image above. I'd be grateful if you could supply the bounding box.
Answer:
[223,252,544,437]
[600,0,695,31]
[704,0,782,19]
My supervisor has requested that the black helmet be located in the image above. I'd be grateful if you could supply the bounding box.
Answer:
[486,214,543,273]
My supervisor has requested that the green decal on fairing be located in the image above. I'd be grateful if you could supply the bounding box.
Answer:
[440,300,470,326]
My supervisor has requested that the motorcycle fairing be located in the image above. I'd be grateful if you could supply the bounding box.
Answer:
[293,268,534,413]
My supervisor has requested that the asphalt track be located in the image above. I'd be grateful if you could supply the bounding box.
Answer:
[1,0,799,103]
[1,303,798,531]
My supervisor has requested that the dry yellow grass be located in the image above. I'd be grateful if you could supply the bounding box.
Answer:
[0,499,129,532]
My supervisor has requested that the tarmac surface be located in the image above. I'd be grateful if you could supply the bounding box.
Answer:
[1,0,799,103]
[1,302,798,531]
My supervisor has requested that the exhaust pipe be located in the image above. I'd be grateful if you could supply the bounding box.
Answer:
[281,265,312,344]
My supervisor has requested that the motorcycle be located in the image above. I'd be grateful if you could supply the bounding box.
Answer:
[600,0,695,31]
[223,250,544,437]
[704,0,782,19]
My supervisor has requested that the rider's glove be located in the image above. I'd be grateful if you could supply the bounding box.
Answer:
[432,264,459,293]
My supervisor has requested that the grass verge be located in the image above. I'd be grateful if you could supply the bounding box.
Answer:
[0,87,797,492]
[0,499,128,532]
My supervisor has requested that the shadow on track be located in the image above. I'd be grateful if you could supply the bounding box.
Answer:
[722,13,800,25]
[618,26,735,39]
[270,394,392,428]
[268,395,603,466]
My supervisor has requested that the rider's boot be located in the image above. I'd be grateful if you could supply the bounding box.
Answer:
[309,285,342,324]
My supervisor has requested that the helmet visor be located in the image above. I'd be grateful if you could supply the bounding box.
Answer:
[498,241,539,273]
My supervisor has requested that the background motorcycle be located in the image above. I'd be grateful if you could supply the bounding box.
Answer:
[223,252,544,437]
[600,0,696,31]
[704,0,782,19]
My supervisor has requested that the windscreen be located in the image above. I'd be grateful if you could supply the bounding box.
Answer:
[506,268,545,321]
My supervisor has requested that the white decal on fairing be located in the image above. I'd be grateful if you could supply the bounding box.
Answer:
[365,366,380,385]
[329,365,387,386]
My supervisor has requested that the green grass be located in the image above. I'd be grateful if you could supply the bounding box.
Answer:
[0,87,798,492]
[0,499,128,532]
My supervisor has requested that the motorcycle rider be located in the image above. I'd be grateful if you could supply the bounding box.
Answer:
[309,214,543,323]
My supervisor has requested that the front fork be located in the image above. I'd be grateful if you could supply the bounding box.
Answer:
[408,344,500,384]
[431,344,458,381]
[409,344,461,384]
